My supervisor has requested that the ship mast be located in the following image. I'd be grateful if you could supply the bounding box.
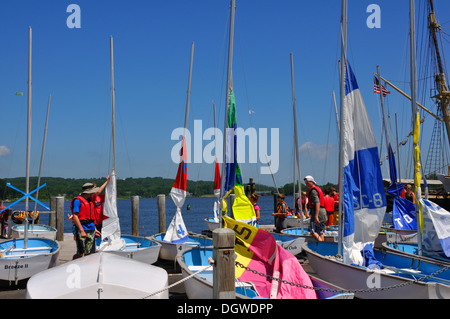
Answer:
[428,0,450,147]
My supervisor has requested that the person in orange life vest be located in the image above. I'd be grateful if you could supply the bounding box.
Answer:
[70,183,99,259]
[329,186,339,226]
[296,191,309,219]
[92,175,110,233]
[304,175,327,241]
[272,193,288,233]
[249,193,260,225]
[324,188,335,227]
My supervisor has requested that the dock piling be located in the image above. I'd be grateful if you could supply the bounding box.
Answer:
[212,228,235,299]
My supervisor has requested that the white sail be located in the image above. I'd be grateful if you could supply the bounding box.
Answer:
[99,169,125,250]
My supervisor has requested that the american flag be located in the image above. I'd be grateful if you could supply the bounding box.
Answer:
[373,76,390,97]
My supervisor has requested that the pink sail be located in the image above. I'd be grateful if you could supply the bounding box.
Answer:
[224,216,317,299]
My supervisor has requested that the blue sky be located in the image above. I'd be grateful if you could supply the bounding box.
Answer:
[1,0,449,189]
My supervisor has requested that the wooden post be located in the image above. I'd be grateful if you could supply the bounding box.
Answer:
[131,196,139,236]
[55,196,64,241]
[212,228,235,299]
[157,194,166,233]
[7,209,12,238]
[49,196,56,228]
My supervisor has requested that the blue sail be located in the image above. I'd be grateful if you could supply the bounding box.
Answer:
[387,144,417,230]
[342,62,387,265]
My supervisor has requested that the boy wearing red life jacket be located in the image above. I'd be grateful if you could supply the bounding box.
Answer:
[70,183,99,259]
[304,175,327,242]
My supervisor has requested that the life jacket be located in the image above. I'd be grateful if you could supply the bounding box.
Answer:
[307,186,325,209]
[301,197,307,211]
[70,196,94,222]
[276,201,288,218]
[92,194,107,225]
[324,196,335,212]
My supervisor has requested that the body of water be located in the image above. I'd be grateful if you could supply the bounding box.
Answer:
[3,195,296,237]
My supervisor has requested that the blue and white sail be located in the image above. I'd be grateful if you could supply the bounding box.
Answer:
[342,62,387,265]
[386,144,416,230]
[421,199,450,258]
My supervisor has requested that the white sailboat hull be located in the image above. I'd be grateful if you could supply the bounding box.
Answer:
[0,238,60,284]
[26,252,169,299]
[151,233,213,261]
[11,224,57,241]
[286,216,310,228]
[281,227,339,243]
[204,217,219,231]
[303,242,450,299]
[271,233,305,256]
[96,235,161,265]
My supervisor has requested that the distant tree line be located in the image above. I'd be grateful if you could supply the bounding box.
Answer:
[0,176,278,201]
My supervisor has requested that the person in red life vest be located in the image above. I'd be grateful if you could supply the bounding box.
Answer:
[272,193,288,233]
[304,175,327,241]
[329,186,339,226]
[92,175,110,234]
[70,183,99,259]
[324,188,335,227]
[300,191,309,218]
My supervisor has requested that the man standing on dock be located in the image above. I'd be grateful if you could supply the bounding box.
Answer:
[304,175,327,242]
[70,183,99,259]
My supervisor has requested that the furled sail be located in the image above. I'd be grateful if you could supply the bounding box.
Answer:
[164,137,188,243]
[223,90,256,226]
[99,169,126,250]
[224,216,316,299]
[341,62,386,265]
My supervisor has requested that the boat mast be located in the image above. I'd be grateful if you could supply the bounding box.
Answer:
[337,0,347,257]
[428,0,450,147]
[24,26,32,248]
[219,0,236,228]
[290,53,303,232]
[184,42,194,137]
[110,36,116,173]
[410,0,422,256]
[376,66,393,171]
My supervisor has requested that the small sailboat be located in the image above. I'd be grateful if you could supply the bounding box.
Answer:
[26,36,169,299]
[93,37,161,264]
[11,224,57,241]
[281,226,338,243]
[271,232,305,256]
[286,215,310,228]
[179,214,354,299]
[26,252,168,299]
[0,27,60,285]
[152,42,213,261]
[383,198,450,265]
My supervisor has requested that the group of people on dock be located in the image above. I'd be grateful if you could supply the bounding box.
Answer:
[267,175,339,242]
